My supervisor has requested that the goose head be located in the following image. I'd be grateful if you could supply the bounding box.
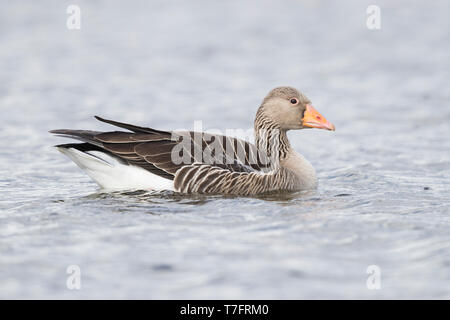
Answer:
[258,86,335,131]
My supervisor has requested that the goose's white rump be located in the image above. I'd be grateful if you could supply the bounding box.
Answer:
[58,147,174,191]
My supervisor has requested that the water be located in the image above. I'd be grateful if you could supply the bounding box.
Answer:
[1,0,449,299]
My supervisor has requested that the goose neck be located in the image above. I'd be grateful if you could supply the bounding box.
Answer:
[254,114,292,163]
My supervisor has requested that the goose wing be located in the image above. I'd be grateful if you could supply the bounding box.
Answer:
[50,116,272,182]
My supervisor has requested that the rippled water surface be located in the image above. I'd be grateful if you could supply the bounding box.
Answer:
[1,0,449,299]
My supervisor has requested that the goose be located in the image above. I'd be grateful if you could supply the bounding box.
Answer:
[50,86,335,195]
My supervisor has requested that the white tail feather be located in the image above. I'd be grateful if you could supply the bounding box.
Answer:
[57,147,174,191]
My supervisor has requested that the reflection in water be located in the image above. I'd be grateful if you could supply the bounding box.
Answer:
[84,188,322,208]
[89,189,216,206]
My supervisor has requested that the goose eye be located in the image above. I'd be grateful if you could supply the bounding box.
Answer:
[290,98,298,105]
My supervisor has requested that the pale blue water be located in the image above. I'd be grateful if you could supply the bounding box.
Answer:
[0,0,449,299]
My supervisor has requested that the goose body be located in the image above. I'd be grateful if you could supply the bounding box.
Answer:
[51,87,334,195]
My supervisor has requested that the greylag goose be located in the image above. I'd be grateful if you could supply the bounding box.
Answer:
[51,87,335,195]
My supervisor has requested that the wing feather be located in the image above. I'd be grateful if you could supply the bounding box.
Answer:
[51,117,274,185]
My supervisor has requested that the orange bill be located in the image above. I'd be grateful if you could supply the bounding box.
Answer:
[302,104,335,131]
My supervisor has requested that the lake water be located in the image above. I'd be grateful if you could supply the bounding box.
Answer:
[0,0,449,299]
